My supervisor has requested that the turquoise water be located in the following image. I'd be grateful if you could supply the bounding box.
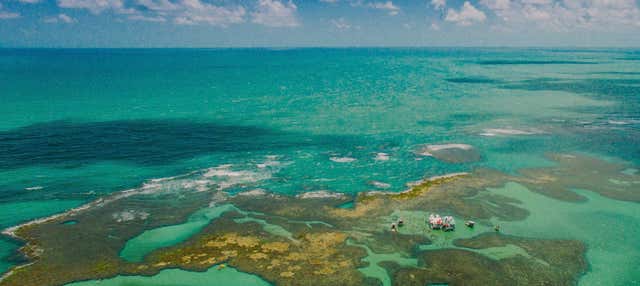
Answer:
[0,200,84,274]
[490,183,640,286]
[64,265,271,286]
[120,204,237,262]
[1,48,639,284]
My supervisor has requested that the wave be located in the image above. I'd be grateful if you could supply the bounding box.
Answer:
[2,157,284,238]
[330,157,357,163]
[374,153,390,161]
[235,189,268,197]
[368,181,391,189]
[416,144,474,156]
[479,128,541,136]
[607,120,633,125]
[296,191,345,199]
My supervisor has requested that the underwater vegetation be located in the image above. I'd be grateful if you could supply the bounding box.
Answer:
[2,153,632,286]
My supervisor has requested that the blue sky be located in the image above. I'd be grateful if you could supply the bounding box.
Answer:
[1,0,640,47]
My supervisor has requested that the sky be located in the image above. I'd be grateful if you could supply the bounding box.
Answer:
[1,0,640,47]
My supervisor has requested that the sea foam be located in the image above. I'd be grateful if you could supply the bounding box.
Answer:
[479,128,541,136]
[374,152,390,161]
[296,191,345,199]
[330,157,357,163]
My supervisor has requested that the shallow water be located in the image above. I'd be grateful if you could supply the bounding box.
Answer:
[120,204,237,262]
[0,48,639,285]
[490,183,640,286]
[0,200,83,274]
[64,265,271,286]
[348,240,418,286]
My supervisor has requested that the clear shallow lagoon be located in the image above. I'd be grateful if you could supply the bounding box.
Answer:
[65,265,271,286]
[0,48,639,285]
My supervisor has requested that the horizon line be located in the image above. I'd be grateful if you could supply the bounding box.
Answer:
[2,46,640,49]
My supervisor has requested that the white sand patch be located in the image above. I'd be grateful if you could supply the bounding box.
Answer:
[374,152,390,161]
[369,181,391,189]
[480,128,541,136]
[330,157,357,163]
[236,189,268,196]
[417,144,474,156]
[297,191,345,199]
[112,210,150,223]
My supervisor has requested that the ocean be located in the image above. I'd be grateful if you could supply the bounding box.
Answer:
[0,48,639,285]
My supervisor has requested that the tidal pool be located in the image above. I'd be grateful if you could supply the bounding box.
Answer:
[489,182,640,286]
[119,204,237,262]
[64,265,271,286]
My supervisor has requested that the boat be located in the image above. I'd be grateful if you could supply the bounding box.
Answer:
[428,214,455,231]
[428,214,443,230]
[442,216,455,232]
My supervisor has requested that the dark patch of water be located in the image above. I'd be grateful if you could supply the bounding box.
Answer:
[0,119,360,170]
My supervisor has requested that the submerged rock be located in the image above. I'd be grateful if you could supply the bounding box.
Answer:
[3,155,621,286]
[387,233,587,286]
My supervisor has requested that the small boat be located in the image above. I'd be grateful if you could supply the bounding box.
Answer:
[428,214,443,230]
[428,214,455,231]
[465,220,475,228]
[442,216,455,232]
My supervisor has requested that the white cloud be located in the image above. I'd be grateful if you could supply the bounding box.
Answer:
[125,0,246,26]
[368,1,400,15]
[430,22,440,30]
[430,0,446,9]
[480,0,640,31]
[44,13,77,23]
[172,0,245,26]
[57,0,128,14]
[251,0,299,27]
[480,0,509,11]
[330,17,351,29]
[0,11,20,19]
[445,1,486,25]
[128,14,166,22]
[320,0,339,3]
[0,4,20,19]
[135,0,178,12]
[18,0,43,4]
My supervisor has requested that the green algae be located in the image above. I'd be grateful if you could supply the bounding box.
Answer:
[471,244,548,265]
[385,232,587,286]
[120,204,237,262]
[64,265,271,286]
[232,216,295,241]
[516,153,640,202]
[2,154,613,286]
[336,201,355,209]
[487,182,640,286]
[347,240,418,286]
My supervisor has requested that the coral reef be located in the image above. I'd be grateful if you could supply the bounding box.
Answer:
[1,153,619,286]
[387,233,586,286]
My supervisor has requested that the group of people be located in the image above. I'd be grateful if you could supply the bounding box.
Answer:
[390,214,499,233]
[390,218,404,232]
[428,214,456,231]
